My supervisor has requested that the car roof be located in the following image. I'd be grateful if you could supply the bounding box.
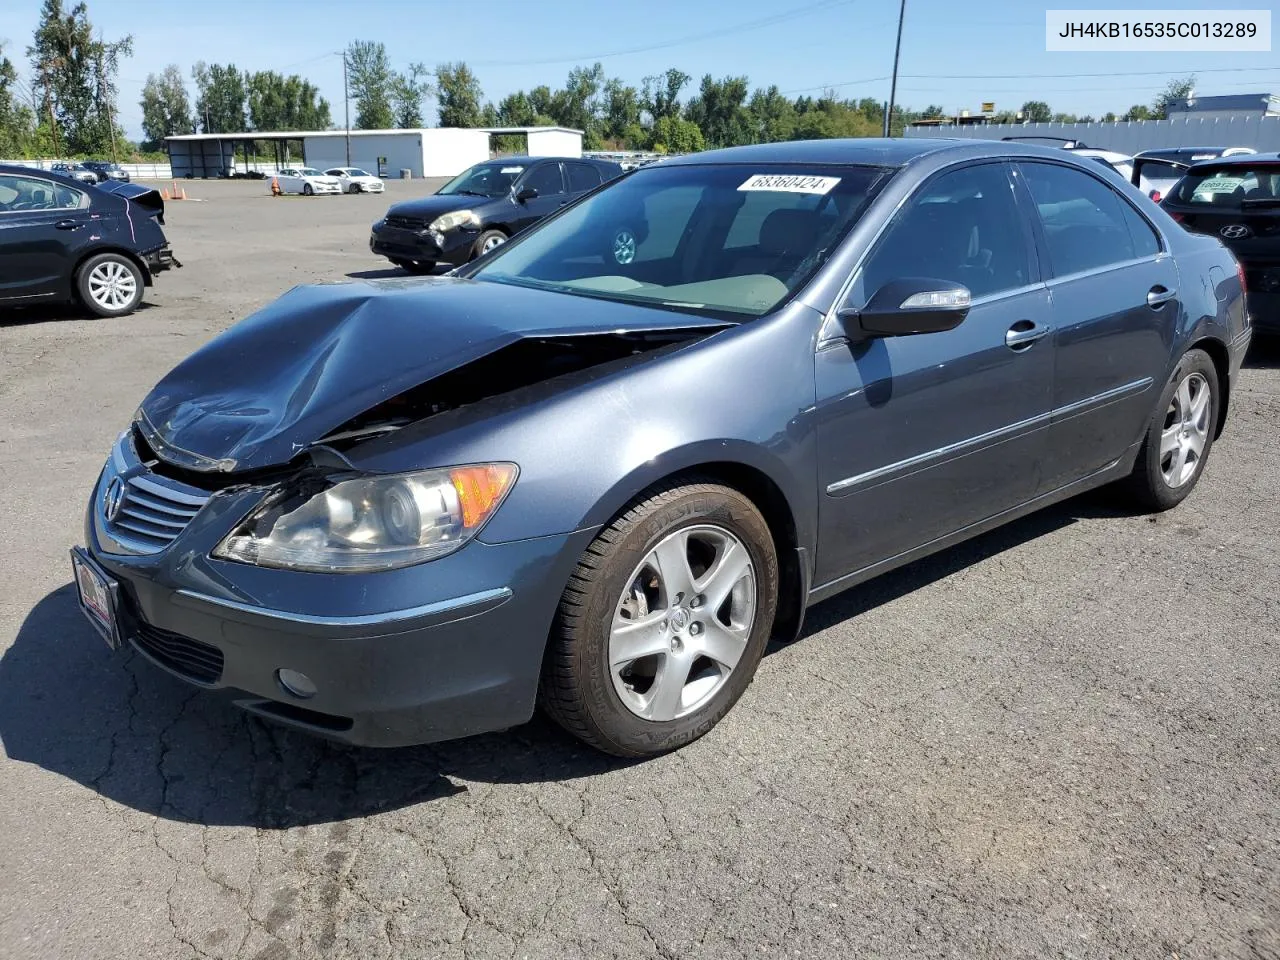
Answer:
[1135,147,1247,160]
[481,155,621,169]
[654,137,1094,168]
[0,162,85,184]
[1186,152,1280,170]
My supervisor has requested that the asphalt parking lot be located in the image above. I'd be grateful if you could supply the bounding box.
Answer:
[1,178,1277,960]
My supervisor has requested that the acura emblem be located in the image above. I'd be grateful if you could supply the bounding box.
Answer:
[103,478,126,522]
[1220,224,1251,239]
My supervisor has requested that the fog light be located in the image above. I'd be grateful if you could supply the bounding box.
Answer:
[276,668,317,699]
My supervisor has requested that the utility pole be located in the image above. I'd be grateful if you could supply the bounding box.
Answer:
[883,0,907,137]
[342,51,351,165]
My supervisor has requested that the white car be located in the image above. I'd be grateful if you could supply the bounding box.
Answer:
[276,167,343,196]
[1069,148,1135,184]
[324,167,385,194]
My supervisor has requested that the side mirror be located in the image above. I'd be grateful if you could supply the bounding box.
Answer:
[839,278,971,338]
[515,186,538,203]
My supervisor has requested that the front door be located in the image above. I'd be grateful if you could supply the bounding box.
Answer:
[1016,161,1180,491]
[0,174,92,303]
[815,161,1054,586]
[512,162,567,233]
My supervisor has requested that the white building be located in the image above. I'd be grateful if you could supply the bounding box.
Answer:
[165,126,584,179]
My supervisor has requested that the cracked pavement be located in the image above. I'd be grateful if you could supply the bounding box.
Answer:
[1,180,1277,959]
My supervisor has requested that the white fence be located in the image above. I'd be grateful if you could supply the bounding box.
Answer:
[2,159,175,179]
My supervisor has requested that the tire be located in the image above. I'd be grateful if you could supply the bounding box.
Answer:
[76,252,144,318]
[471,229,507,260]
[391,258,436,275]
[1121,347,1219,511]
[349,183,361,194]
[540,481,779,757]
[303,183,314,196]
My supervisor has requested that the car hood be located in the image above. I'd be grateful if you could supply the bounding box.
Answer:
[95,180,165,223]
[386,193,500,218]
[138,277,729,474]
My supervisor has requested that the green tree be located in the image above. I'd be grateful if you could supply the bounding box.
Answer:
[346,40,394,129]
[685,74,751,147]
[436,62,483,127]
[1101,111,1118,122]
[390,63,431,128]
[139,64,191,147]
[496,91,536,127]
[192,62,247,132]
[1152,75,1195,119]
[0,42,36,155]
[648,114,704,153]
[549,62,604,142]
[1019,100,1052,122]
[641,68,690,123]
[1123,104,1154,121]
[528,85,554,119]
[1052,112,1079,123]
[601,78,640,144]
[247,71,330,130]
[28,0,132,154]
[747,85,796,142]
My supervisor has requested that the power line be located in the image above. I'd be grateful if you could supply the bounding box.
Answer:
[466,0,861,68]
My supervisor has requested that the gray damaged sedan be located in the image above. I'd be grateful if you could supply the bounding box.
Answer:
[73,139,1252,757]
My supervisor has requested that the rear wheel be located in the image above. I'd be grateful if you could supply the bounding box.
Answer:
[77,253,144,318]
[1122,347,1219,511]
[540,482,779,757]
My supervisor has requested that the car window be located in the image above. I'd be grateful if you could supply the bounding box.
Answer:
[1020,162,1149,277]
[471,162,890,318]
[299,168,322,176]
[0,174,87,212]
[858,162,1030,300]
[522,163,565,197]
[724,190,834,249]
[1172,164,1280,208]
[325,169,343,176]
[565,162,602,192]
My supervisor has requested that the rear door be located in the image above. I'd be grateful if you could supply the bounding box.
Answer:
[1017,161,1177,493]
[512,162,567,232]
[564,161,604,201]
[0,174,92,302]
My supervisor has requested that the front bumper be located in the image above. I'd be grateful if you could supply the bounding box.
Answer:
[78,435,596,747]
[370,222,476,266]
[144,244,182,275]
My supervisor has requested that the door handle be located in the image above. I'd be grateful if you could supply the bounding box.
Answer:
[1147,285,1177,308]
[1005,320,1049,351]
[55,219,83,230]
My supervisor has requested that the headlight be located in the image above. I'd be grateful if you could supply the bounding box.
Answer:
[429,209,480,232]
[214,463,517,573]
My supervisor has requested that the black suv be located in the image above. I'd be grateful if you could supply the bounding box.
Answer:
[370,156,624,273]
[1161,154,1280,333]
[81,160,131,183]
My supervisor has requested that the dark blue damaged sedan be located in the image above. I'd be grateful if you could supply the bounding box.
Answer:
[73,139,1251,757]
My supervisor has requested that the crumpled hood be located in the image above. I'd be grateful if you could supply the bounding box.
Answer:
[139,277,725,473]
[386,193,496,219]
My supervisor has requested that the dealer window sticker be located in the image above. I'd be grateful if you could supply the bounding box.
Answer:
[501,166,525,174]
[738,174,841,195]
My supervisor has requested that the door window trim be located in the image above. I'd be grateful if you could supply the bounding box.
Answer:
[0,174,88,215]
[819,158,1042,345]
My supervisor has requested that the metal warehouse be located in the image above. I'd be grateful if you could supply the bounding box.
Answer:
[164,126,584,179]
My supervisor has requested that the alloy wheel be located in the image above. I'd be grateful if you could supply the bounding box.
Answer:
[609,524,756,722]
[86,260,138,312]
[481,233,506,253]
[1160,371,1211,488]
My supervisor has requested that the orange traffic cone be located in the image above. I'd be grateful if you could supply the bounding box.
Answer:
[270,177,281,196]
[161,187,170,199]
[178,186,187,200]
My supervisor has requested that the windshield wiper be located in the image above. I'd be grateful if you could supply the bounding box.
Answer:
[455,189,489,197]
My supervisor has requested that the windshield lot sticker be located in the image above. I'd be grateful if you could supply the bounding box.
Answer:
[501,166,525,174]
[738,174,841,194]
[1195,176,1245,195]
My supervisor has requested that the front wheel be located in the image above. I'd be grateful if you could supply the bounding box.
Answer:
[1121,348,1219,511]
[540,482,779,757]
[471,229,507,259]
[76,253,144,318]
[302,183,314,196]
[348,183,361,194]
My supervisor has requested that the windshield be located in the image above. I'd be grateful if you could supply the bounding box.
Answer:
[438,162,526,198]
[348,168,372,177]
[1172,164,1280,207]
[299,167,323,176]
[469,162,892,318]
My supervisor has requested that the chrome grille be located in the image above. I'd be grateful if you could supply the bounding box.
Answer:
[384,214,426,230]
[97,431,212,555]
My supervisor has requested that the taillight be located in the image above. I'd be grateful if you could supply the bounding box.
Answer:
[1238,262,1247,293]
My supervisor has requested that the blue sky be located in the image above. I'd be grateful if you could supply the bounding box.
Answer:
[3,0,1277,139]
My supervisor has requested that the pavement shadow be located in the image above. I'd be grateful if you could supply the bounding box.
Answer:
[0,487,1120,829]
[1243,335,1279,370]
[0,300,157,327]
